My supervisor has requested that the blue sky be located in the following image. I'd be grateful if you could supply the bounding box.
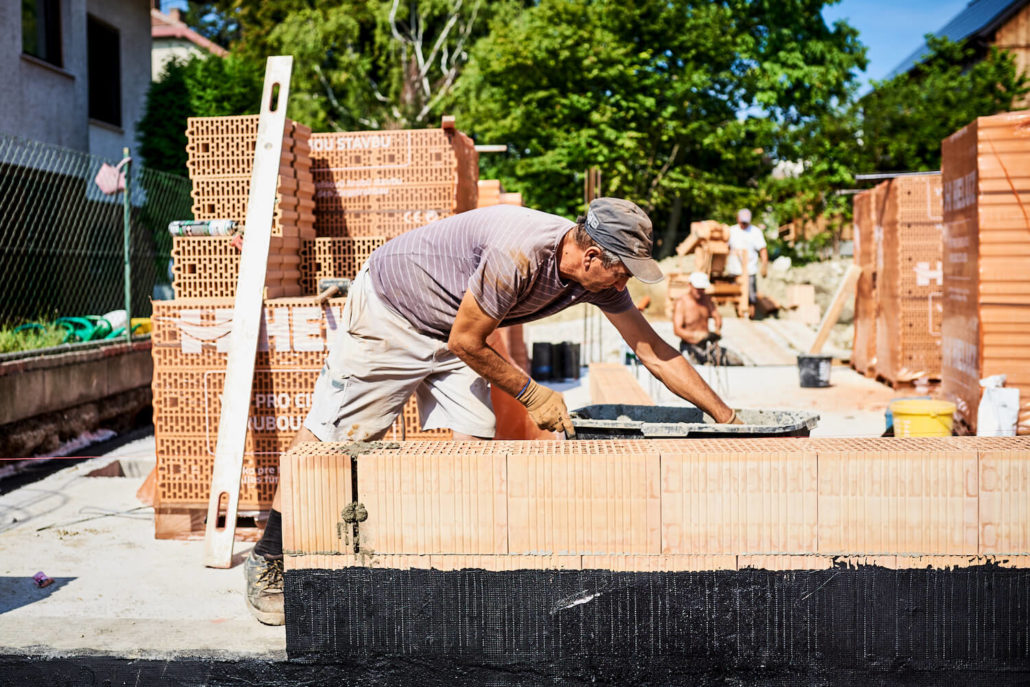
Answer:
[822,0,972,86]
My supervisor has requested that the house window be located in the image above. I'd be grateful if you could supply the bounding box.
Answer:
[87,15,121,127]
[22,0,62,67]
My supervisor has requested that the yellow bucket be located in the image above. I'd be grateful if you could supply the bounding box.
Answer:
[130,317,152,335]
[889,399,956,437]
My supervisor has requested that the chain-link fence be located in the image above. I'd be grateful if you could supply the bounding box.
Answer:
[0,133,192,326]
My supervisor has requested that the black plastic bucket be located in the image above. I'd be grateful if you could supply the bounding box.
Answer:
[797,354,832,388]
[549,341,581,380]
[567,342,581,379]
[531,342,552,380]
[551,342,567,380]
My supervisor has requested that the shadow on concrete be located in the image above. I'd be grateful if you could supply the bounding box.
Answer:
[0,488,70,534]
[0,576,76,615]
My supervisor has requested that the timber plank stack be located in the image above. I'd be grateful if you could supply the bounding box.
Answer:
[941,111,1030,434]
[874,174,944,386]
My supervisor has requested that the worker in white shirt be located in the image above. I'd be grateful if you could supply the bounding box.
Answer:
[726,208,768,318]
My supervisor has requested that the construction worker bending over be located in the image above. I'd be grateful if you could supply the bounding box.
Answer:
[245,197,741,625]
[672,272,743,366]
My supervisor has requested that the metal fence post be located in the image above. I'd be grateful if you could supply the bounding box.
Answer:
[122,146,132,341]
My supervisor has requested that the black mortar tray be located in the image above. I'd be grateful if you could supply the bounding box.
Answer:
[568,404,819,439]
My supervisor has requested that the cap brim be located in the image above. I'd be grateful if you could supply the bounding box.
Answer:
[621,254,665,284]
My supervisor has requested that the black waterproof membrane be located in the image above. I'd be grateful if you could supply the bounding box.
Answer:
[285,563,1030,683]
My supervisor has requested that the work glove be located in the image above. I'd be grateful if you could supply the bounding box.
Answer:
[516,379,576,436]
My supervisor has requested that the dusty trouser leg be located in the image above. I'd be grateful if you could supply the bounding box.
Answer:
[247,265,422,625]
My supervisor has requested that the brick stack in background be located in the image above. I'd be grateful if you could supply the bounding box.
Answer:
[942,111,1030,434]
[851,187,877,375]
[874,174,944,386]
[476,180,523,209]
[310,117,478,240]
[175,115,315,298]
[477,180,501,208]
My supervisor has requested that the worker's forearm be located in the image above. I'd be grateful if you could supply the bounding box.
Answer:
[448,335,528,397]
[642,347,733,422]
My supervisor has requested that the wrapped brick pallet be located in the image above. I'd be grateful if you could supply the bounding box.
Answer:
[149,297,449,539]
[942,111,1030,434]
[310,118,478,240]
[874,174,944,385]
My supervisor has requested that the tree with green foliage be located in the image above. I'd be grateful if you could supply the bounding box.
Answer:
[137,59,192,173]
[759,34,1028,261]
[858,35,1029,173]
[180,1,240,49]
[454,0,865,256]
[189,0,520,131]
[137,54,264,175]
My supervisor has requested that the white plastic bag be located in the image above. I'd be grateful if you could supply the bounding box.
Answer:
[977,375,1020,437]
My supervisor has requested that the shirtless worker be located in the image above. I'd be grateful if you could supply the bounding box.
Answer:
[245,198,741,625]
[672,272,741,366]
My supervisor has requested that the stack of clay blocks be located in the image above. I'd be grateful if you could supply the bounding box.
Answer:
[874,174,943,385]
[942,111,1030,434]
[176,115,315,298]
[298,236,385,295]
[309,121,478,240]
[477,179,522,209]
[282,436,1030,572]
[149,297,346,538]
[477,179,502,208]
[149,295,449,537]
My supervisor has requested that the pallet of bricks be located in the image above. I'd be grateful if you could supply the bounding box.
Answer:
[874,174,943,387]
[150,298,454,539]
[309,117,478,240]
[150,118,480,538]
[941,111,1030,435]
[177,115,314,299]
[850,184,881,376]
[476,179,523,208]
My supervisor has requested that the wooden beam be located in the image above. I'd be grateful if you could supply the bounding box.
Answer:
[808,264,862,355]
[203,56,293,569]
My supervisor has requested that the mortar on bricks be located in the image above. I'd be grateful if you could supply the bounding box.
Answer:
[568,404,818,439]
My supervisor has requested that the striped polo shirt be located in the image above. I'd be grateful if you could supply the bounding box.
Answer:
[368,205,633,340]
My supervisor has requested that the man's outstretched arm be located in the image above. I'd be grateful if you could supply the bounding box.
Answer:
[604,306,737,423]
[448,290,574,435]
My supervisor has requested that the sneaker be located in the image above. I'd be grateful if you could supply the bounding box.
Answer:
[244,550,284,625]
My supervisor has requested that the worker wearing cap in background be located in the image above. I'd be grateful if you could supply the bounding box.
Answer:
[672,272,742,366]
[726,208,768,318]
[244,197,741,625]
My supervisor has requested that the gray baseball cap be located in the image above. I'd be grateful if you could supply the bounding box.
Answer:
[583,197,664,284]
